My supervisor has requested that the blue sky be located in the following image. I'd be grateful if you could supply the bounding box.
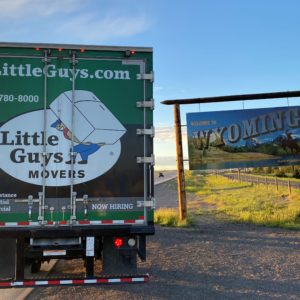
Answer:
[1,0,300,169]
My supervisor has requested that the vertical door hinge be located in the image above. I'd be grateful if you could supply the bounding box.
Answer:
[136,71,154,82]
[137,197,156,208]
[136,154,155,165]
[136,99,155,110]
[136,126,155,138]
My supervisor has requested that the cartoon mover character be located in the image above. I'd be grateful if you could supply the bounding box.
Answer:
[51,119,102,164]
[49,90,126,165]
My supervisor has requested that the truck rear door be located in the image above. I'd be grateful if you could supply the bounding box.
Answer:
[0,44,154,228]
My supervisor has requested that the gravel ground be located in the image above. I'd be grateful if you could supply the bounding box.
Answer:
[26,179,300,300]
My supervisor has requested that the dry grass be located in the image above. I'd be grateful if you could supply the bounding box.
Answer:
[154,208,194,227]
[185,172,300,230]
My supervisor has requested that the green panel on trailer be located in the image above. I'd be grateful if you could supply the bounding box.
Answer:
[0,43,153,225]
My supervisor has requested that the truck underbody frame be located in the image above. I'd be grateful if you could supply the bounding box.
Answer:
[0,224,154,287]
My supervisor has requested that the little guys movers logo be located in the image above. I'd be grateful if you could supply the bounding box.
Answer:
[0,90,126,186]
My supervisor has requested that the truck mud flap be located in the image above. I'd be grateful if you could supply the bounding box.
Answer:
[0,239,15,279]
[0,274,149,288]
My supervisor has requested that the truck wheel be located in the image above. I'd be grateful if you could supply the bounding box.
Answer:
[31,260,41,273]
[102,236,137,275]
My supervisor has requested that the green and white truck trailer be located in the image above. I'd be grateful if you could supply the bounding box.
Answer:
[0,42,154,287]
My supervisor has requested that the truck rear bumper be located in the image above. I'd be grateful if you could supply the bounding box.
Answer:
[0,224,155,238]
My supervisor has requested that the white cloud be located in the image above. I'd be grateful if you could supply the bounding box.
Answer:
[0,0,152,43]
[58,13,151,43]
[0,0,83,18]
[155,156,176,169]
[0,0,28,15]
[154,86,164,91]
[155,126,187,142]
[155,127,175,141]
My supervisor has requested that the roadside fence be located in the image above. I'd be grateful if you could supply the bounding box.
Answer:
[223,173,300,195]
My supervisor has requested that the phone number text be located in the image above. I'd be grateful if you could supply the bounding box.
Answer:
[0,94,39,103]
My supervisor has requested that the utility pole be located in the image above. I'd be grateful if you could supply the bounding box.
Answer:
[174,104,187,221]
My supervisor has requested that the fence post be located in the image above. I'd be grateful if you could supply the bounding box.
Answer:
[275,177,278,191]
[288,179,291,195]
[238,169,241,183]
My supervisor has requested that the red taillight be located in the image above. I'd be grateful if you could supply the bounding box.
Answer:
[35,47,40,51]
[58,48,63,52]
[114,237,124,248]
[130,50,136,55]
[80,48,85,53]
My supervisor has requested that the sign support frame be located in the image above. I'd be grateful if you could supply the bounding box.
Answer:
[162,90,300,222]
[174,104,187,221]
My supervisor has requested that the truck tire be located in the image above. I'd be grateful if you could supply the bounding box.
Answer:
[102,236,137,275]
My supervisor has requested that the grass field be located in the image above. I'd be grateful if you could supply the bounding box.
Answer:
[185,172,300,230]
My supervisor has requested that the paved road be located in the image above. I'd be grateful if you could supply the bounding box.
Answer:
[154,170,177,185]
[154,170,178,209]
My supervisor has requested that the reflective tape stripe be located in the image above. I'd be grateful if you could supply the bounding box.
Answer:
[0,219,145,227]
[18,222,29,226]
[0,275,149,288]
[0,282,11,287]
[73,279,85,284]
[112,220,124,224]
[11,281,24,287]
[132,277,147,282]
[84,279,97,284]
[124,220,135,224]
[108,279,121,283]
[96,279,109,283]
[121,278,132,283]
[89,221,102,225]
[35,281,49,285]
[101,220,113,224]
[60,280,73,285]
[48,280,60,285]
